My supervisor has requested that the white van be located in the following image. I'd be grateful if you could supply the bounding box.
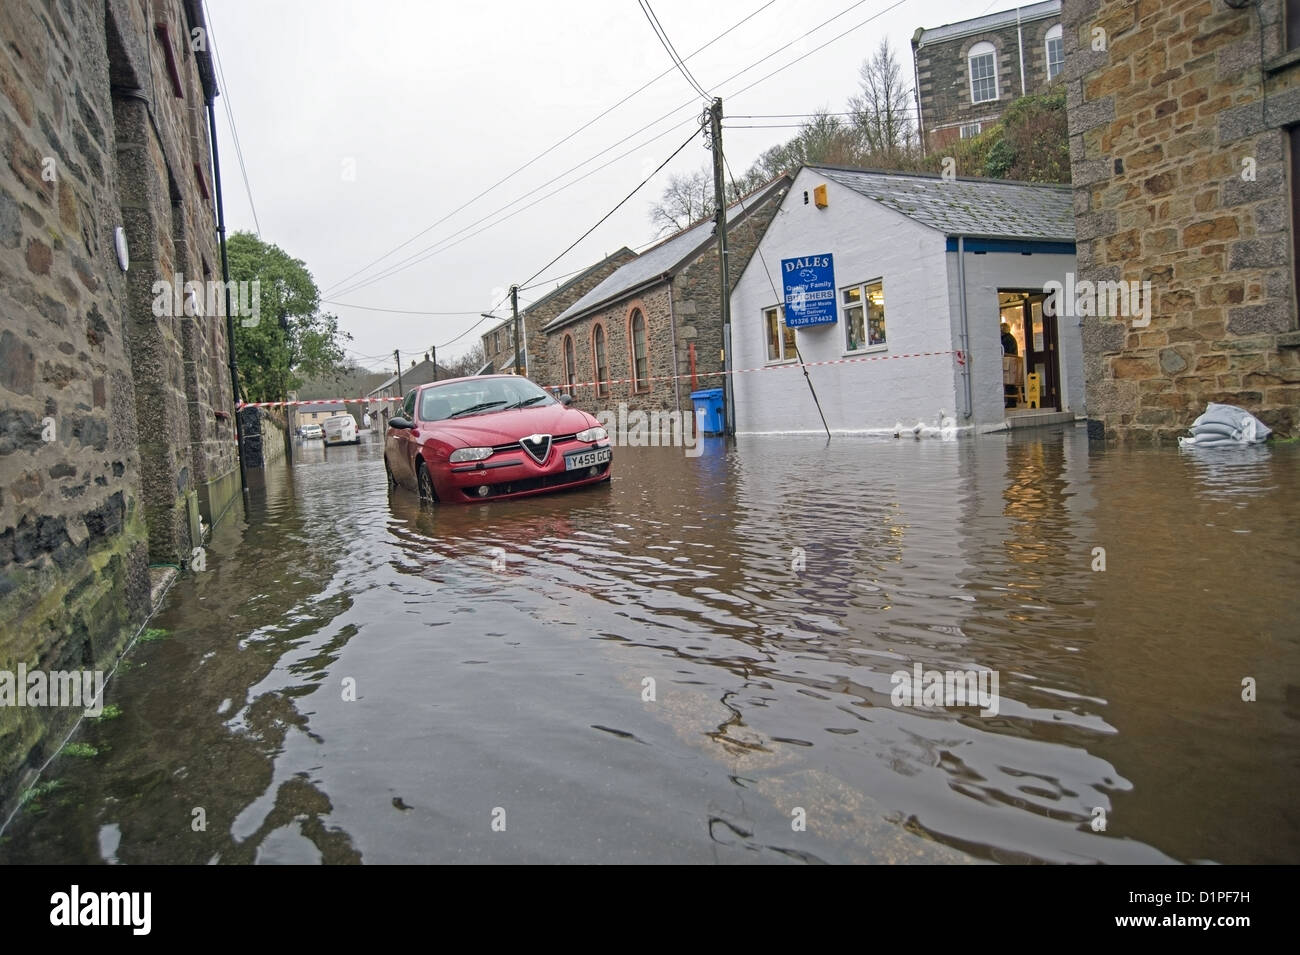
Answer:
[323,414,359,446]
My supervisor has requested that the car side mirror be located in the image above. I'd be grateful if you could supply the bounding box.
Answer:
[559,394,573,406]
[388,416,413,430]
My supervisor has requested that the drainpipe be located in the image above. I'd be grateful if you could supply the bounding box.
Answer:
[206,87,248,496]
[666,273,681,413]
[1016,7,1027,96]
[956,236,973,420]
[911,32,925,150]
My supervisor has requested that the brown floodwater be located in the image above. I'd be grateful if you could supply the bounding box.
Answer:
[2,426,1297,864]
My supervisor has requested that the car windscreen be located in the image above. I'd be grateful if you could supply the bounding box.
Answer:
[420,378,554,421]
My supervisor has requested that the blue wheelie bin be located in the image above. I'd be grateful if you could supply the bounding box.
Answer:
[691,388,725,436]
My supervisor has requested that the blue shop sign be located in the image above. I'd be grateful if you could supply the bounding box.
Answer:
[781,254,837,327]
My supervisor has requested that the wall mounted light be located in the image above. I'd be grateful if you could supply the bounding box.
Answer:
[114,226,129,271]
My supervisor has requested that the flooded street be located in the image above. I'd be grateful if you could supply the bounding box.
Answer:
[3,427,1297,864]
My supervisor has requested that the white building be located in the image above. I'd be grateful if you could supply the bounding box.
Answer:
[730,165,1083,435]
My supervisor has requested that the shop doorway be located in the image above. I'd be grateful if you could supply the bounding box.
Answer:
[997,291,1060,412]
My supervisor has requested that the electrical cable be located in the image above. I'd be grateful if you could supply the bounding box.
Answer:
[327,0,878,300]
[321,0,775,295]
[640,0,711,100]
[203,2,261,236]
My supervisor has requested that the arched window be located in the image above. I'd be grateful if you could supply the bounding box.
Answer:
[1044,25,1063,81]
[629,309,649,392]
[563,334,577,395]
[968,41,998,104]
[592,324,609,396]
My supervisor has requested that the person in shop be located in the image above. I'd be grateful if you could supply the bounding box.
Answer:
[1000,321,1019,355]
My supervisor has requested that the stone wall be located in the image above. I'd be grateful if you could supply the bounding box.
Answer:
[1064,0,1300,440]
[479,248,637,386]
[914,7,1062,149]
[0,0,236,806]
[541,183,788,418]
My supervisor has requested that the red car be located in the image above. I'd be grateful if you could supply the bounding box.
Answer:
[383,375,612,503]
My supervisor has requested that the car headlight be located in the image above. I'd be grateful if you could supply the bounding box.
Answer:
[449,447,493,463]
[575,426,607,443]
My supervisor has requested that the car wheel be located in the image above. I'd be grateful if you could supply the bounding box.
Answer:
[416,460,437,503]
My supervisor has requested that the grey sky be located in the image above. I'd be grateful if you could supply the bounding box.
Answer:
[207,0,996,376]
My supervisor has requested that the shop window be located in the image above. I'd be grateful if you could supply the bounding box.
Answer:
[764,306,797,362]
[969,42,998,104]
[843,280,886,352]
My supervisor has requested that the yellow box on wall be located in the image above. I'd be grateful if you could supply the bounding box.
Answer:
[813,184,828,208]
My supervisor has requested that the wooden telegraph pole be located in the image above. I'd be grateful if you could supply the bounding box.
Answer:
[707,97,734,435]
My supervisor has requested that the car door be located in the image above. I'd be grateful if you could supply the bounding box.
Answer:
[386,390,419,487]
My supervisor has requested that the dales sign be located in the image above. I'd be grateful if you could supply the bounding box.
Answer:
[781,254,836,328]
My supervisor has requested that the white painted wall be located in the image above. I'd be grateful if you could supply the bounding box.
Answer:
[946,247,1084,427]
[731,170,958,434]
[731,167,1082,434]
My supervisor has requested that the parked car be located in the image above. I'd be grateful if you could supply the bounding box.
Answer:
[383,375,611,503]
[323,413,359,446]
[300,423,324,440]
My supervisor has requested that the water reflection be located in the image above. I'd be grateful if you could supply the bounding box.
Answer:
[3,428,1296,863]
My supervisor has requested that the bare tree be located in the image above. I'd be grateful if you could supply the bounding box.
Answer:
[648,169,715,236]
[848,39,916,158]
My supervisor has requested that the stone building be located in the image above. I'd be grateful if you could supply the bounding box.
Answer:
[540,176,791,416]
[478,247,636,382]
[913,1,1064,149]
[1,0,237,803]
[1064,0,1300,439]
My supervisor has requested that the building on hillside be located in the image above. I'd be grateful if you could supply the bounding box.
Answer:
[297,401,347,428]
[730,166,1081,434]
[0,0,238,808]
[478,248,637,381]
[1063,0,1300,440]
[365,357,451,426]
[540,176,791,415]
[912,1,1063,150]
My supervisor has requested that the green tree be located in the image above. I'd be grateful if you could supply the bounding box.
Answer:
[226,231,350,403]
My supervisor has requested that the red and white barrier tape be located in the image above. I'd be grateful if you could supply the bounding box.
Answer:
[236,350,961,409]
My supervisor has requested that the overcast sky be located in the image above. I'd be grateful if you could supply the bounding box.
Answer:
[207,0,1000,374]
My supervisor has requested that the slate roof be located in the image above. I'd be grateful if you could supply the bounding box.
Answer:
[546,175,792,331]
[914,0,1059,47]
[482,247,637,340]
[808,165,1075,242]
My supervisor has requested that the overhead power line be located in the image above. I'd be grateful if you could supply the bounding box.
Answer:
[203,2,261,236]
[727,0,912,101]
[435,127,702,351]
[330,0,911,327]
[639,0,711,100]
[321,0,775,296]
[323,302,490,316]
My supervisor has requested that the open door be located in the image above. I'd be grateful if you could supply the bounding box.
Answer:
[998,291,1061,413]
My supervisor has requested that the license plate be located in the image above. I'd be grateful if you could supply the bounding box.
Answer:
[564,446,611,470]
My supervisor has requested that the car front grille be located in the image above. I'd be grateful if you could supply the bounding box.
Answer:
[491,432,579,453]
[458,458,609,499]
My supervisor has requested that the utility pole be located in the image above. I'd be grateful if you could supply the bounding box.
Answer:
[707,96,734,435]
[510,284,523,376]
[395,349,403,396]
[431,345,438,381]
